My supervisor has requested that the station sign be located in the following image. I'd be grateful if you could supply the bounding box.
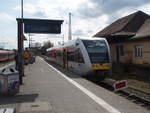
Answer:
[24,23,61,34]
[114,80,128,91]
[17,18,63,34]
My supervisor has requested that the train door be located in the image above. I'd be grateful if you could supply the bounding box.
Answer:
[74,43,85,75]
[63,49,68,69]
[63,49,66,68]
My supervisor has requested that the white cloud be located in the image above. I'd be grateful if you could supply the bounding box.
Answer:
[0,12,17,49]
[2,0,149,49]
[78,0,150,18]
[71,14,109,38]
[0,33,17,49]
[14,0,150,42]
[138,4,150,14]
[0,12,15,23]
[14,0,86,19]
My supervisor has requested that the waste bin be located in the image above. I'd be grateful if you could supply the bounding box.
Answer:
[0,73,7,93]
[0,65,19,96]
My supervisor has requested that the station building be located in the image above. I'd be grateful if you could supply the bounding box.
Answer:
[94,11,150,79]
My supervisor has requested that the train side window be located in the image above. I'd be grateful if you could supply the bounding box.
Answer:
[74,50,78,62]
[67,47,75,62]
[68,51,74,61]
[0,54,2,58]
[56,51,62,57]
[76,42,79,46]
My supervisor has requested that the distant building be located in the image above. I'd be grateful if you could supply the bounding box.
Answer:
[31,42,42,48]
[94,11,150,78]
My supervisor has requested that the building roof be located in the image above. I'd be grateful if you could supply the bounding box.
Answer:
[133,18,150,39]
[94,11,150,38]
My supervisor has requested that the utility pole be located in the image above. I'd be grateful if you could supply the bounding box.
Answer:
[21,0,24,18]
[68,12,72,41]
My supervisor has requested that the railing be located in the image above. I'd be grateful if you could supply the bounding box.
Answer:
[0,60,15,68]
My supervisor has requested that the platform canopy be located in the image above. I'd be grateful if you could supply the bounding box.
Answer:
[16,18,64,34]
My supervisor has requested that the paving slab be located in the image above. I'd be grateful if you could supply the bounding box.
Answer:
[18,101,51,113]
[22,57,109,113]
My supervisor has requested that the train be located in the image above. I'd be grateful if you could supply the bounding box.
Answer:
[0,50,15,62]
[47,37,111,80]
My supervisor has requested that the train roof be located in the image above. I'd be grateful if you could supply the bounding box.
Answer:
[62,37,106,47]
[0,50,14,54]
[47,37,107,51]
[78,37,105,40]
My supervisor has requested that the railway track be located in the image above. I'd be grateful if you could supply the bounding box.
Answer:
[84,76,150,110]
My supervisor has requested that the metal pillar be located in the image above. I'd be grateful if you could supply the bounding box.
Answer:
[17,20,24,85]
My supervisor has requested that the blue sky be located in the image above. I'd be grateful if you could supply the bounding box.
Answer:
[0,0,150,49]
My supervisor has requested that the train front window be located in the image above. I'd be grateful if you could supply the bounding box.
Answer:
[82,40,109,63]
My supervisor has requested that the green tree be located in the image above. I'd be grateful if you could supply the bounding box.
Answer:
[40,41,54,55]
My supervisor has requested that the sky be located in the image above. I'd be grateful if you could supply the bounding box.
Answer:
[0,0,150,49]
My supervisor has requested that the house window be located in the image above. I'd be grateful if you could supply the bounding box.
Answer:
[135,45,143,58]
[119,45,124,56]
[116,45,124,56]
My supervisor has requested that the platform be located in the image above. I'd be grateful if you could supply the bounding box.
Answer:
[0,56,149,113]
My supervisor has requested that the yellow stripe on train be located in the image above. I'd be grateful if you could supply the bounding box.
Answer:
[92,63,111,70]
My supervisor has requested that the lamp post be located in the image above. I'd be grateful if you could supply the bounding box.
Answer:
[68,12,72,41]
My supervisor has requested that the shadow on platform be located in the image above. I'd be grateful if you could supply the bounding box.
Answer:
[45,59,81,79]
[0,93,38,105]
